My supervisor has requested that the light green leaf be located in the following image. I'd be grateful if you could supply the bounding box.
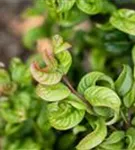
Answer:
[76,0,115,15]
[48,100,85,130]
[36,83,70,101]
[52,35,72,74]
[57,0,75,12]
[132,45,135,78]
[110,9,135,35]
[66,93,86,110]
[115,65,133,96]
[78,72,114,95]
[30,62,62,85]
[123,82,135,108]
[57,51,72,74]
[0,68,10,84]
[84,86,121,125]
[76,118,107,150]
[102,131,125,145]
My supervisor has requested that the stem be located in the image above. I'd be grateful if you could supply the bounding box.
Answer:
[62,75,93,113]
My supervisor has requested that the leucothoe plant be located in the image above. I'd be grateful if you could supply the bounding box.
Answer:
[22,0,135,79]
[30,35,135,150]
[0,59,56,150]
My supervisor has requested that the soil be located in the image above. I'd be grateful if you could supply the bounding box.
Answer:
[0,0,32,66]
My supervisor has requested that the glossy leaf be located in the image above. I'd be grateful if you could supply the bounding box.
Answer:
[66,93,86,110]
[48,100,85,130]
[78,72,114,95]
[30,62,62,85]
[36,83,70,101]
[76,118,107,150]
[110,9,135,35]
[115,65,133,96]
[84,86,121,125]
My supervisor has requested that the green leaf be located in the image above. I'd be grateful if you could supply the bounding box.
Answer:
[76,0,115,15]
[110,9,135,35]
[84,86,121,125]
[76,118,107,150]
[126,127,135,150]
[36,103,51,132]
[78,72,114,95]
[10,58,32,86]
[36,83,71,101]
[90,48,107,72]
[115,65,133,96]
[102,131,125,145]
[30,62,62,85]
[57,51,72,74]
[53,35,72,74]
[0,68,10,85]
[123,82,135,108]
[99,141,124,150]
[132,45,135,78]
[76,0,103,15]
[66,93,86,110]
[0,109,26,124]
[48,99,85,130]
[57,0,75,12]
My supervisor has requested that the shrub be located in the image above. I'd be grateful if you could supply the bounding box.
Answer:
[1,0,135,149]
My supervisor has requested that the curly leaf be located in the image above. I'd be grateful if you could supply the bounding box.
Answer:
[76,118,107,150]
[66,93,86,110]
[115,65,133,96]
[84,86,121,125]
[110,9,135,35]
[53,35,72,74]
[57,0,75,12]
[76,0,104,15]
[48,100,85,130]
[78,72,114,95]
[30,62,62,85]
[57,51,72,74]
[36,83,70,101]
